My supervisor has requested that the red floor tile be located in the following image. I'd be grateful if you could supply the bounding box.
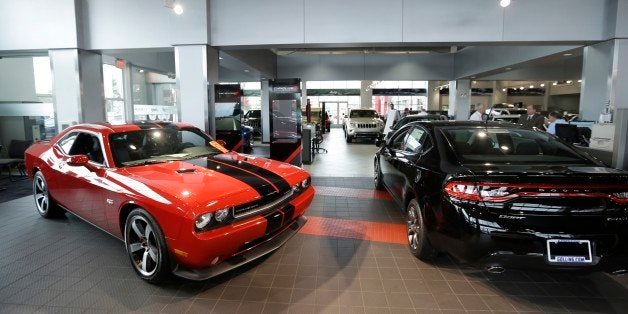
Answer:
[300,216,406,244]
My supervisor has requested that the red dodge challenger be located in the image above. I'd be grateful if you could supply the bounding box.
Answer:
[24,122,314,282]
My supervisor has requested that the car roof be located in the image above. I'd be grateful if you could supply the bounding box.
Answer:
[67,121,197,134]
[410,120,526,129]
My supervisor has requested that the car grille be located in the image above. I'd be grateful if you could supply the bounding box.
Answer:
[232,189,294,219]
[357,123,377,128]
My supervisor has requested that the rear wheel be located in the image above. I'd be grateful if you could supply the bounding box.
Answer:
[33,172,64,218]
[125,208,170,283]
[406,199,436,260]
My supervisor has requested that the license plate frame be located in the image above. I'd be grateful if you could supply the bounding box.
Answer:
[546,239,593,264]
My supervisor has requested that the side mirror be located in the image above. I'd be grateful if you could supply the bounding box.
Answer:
[68,154,89,167]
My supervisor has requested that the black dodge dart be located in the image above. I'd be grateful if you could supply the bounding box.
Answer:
[374,121,628,273]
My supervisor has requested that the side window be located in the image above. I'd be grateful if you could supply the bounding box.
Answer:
[403,127,430,154]
[390,130,409,150]
[58,132,78,154]
[68,132,105,165]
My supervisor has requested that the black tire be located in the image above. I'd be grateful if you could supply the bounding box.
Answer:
[125,208,170,283]
[346,135,353,143]
[33,171,65,218]
[406,199,436,260]
[374,159,385,190]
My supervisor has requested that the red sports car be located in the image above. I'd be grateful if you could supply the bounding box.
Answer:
[24,122,314,282]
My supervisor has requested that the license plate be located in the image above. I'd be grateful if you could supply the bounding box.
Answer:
[546,239,592,263]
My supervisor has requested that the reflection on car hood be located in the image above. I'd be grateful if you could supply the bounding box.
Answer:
[118,153,305,214]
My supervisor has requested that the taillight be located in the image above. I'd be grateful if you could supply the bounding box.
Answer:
[611,192,628,204]
[444,181,516,202]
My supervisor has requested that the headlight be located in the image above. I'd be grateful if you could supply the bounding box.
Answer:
[350,122,357,127]
[301,178,310,189]
[214,208,230,222]
[195,213,212,230]
[195,208,233,232]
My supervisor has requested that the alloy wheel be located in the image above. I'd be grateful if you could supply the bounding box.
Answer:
[34,175,49,214]
[127,216,160,277]
[407,203,420,250]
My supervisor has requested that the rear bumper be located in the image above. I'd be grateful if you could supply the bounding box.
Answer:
[173,215,307,281]
[428,200,628,272]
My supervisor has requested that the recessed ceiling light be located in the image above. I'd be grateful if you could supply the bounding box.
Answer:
[219,57,223,60]
[566,80,572,84]
[502,88,506,92]
[173,4,183,15]
[563,53,573,56]
[540,83,545,87]
[139,69,144,73]
[530,85,534,88]
[500,0,511,7]
[578,79,582,83]
[520,87,524,90]
[553,82,558,85]
[505,67,512,71]
[243,69,250,73]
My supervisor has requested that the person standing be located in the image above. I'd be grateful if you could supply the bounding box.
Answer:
[469,104,485,121]
[546,111,567,135]
[518,105,545,129]
[384,103,401,135]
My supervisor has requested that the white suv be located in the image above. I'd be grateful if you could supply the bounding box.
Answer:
[344,109,384,143]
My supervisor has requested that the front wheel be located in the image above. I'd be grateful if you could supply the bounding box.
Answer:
[33,172,64,218]
[125,209,170,283]
[406,199,436,260]
[374,159,385,190]
[346,135,353,143]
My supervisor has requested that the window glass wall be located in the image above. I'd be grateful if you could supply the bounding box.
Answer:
[370,81,428,115]
[132,67,178,122]
[103,64,125,124]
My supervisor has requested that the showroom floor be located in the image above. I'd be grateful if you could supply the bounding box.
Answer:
[0,129,627,313]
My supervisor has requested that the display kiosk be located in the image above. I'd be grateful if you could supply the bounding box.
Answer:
[269,79,302,166]
[214,84,245,152]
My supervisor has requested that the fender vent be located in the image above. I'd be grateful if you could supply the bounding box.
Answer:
[177,168,196,174]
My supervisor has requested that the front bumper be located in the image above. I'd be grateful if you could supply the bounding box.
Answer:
[169,186,314,280]
[346,127,382,138]
[173,215,307,280]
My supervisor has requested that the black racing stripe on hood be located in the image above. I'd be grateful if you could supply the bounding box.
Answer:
[186,158,276,196]
[212,155,292,192]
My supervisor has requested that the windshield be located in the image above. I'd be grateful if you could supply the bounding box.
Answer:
[350,110,377,118]
[109,128,223,167]
[216,117,241,131]
[441,127,595,165]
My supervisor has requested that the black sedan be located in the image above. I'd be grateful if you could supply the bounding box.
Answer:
[374,121,628,273]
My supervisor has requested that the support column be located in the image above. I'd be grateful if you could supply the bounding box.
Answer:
[427,81,440,111]
[361,80,373,108]
[447,80,471,120]
[261,79,270,143]
[492,81,507,105]
[174,45,219,137]
[579,40,615,121]
[542,82,551,111]
[50,49,105,132]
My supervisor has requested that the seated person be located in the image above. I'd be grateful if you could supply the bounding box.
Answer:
[546,111,567,135]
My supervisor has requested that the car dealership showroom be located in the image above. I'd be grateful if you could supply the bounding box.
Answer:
[2,0,628,313]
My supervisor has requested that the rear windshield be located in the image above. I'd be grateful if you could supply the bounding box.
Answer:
[350,110,377,118]
[216,117,241,131]
[441,127,594,165]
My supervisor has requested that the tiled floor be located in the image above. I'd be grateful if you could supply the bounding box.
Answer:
[1,130,627,313]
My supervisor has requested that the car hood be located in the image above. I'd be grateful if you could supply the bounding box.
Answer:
[347,117,382,123]
[116,153,306,214]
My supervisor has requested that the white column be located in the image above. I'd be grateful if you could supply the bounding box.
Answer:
[261,79,270,143]
[50,49,105,132]
[448,80,471,120]
[579,40,615,121]
[174,45,219,137]
[361,80,373,108]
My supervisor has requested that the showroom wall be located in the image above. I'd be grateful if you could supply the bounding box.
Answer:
[0,58,39,102]
[210,0,615,46]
